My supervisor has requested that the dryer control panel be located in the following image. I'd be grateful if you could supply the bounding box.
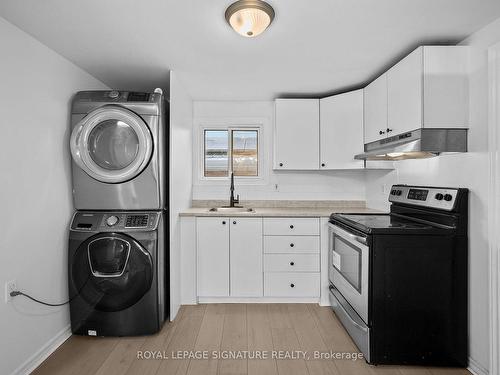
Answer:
[71,211,160,232]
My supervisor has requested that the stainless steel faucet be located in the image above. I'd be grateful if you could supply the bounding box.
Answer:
[229,172,240,207]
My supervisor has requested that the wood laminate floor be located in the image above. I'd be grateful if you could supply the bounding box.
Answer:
[32,304,471,375]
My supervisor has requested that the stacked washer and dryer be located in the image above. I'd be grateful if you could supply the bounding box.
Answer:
[68,90,169,336]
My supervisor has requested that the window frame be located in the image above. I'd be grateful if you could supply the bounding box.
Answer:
[194,119,266,185]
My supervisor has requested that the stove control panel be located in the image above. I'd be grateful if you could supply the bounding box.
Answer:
[389,185,459,211]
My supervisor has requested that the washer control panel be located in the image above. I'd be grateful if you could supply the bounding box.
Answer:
[389,185,459,211]
[71,211,160,232]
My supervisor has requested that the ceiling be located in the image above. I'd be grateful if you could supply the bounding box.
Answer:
[1,0,500,100]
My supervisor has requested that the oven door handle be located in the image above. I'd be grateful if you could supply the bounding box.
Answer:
[329,286,368,332]
[328,223,368,246]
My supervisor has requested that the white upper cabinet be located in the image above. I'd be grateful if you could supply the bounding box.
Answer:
[387,46,469,136]
[275,46,469,165]
[230,218,263,297]
[364,73,388,144]
[320,90,364,169]
[274,99,320,170]
[365,46,469,145]
[422,46,469,128]
[387,47,423,136]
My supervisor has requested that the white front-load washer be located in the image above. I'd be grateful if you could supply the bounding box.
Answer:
[70,90,168,210]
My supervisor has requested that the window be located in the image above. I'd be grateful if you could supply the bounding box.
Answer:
[204,129,258,177]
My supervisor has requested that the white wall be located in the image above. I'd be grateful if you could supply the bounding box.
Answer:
[365,17,500,374]
[192,101,367,201]
[169,72,193,319]
[0,17,108,375]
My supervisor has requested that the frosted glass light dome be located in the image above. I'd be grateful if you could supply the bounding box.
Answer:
[225,0,275,38]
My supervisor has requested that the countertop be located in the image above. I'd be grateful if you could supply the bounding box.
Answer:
[179,200,382,217]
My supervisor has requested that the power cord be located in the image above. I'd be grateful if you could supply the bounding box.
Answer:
[10,291,70,307]
[9,277,90,307]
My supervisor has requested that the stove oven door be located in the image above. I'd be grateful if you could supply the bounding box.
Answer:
[328,223,369,323]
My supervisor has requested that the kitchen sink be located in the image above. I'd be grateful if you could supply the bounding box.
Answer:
[208,207,255,213]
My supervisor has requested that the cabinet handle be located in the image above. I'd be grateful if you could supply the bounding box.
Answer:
[222,221,226,225]
[290,283,295,288]
[379,130,385,135]
[289,225,294,229]
[387,128,393,133]
[279,162,283,167]
[321,163,325,167]
[233,221,237,225]
[290,261,295,266]
[290,243,295,248]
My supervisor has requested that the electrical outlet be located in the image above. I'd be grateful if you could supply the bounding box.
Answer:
[5,280,17,303]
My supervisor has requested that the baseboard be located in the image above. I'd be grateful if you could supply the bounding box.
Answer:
[468,356,489,375]
[10,324,71,375]
[197,297,320,303]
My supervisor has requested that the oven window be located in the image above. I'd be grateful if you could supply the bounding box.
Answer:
[332,236,362,292]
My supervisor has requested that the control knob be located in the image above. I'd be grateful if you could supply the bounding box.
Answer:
[435,193,444,201]
[108,90,119,99]
[444,194,453,202]
[106,215,119,227]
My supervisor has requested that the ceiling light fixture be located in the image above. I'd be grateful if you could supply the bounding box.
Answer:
[225,0,275,38]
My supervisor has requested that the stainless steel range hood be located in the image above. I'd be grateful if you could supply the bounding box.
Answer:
[354,129,468,161]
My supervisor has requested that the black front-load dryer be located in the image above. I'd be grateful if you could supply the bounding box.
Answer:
[68,210,167,336]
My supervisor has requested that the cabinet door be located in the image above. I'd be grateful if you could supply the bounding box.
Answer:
[320,90,364,169]
[364,74,388,143]
[274,99,319,170]
[387,47,423,136]
[197,217,229,297]
[422,46,469,128]
[230,217,263,297]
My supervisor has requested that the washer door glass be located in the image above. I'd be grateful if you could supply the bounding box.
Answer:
[88,237,130,277]
[71,233,153,312]
[70,105,153,184]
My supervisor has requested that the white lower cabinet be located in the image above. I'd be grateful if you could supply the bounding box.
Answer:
[263,217,320,236]
[264,254,319,272]
[263,235,320,253]
[197,217,229,297]
[197,217,263,298]
[264,273,320,297]
[230,218,263,297]
[263,217,320,298]
[197,216,320,300]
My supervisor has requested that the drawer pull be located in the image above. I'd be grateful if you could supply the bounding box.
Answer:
[222,221,226,225]
[290,283,295,288]
[289,243,294,248]
[290,261,295,266]
[289,225,294,229]
[233,221,237,225]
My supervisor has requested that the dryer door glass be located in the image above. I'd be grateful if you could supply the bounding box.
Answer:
[88,120,139,171]
[71,233,154,312]
[70,106,153,184]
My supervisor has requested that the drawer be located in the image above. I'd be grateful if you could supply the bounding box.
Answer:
[263,218,319,236]
[264,272,320,297]
[264,254,319,272]
[264,235,319,253]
